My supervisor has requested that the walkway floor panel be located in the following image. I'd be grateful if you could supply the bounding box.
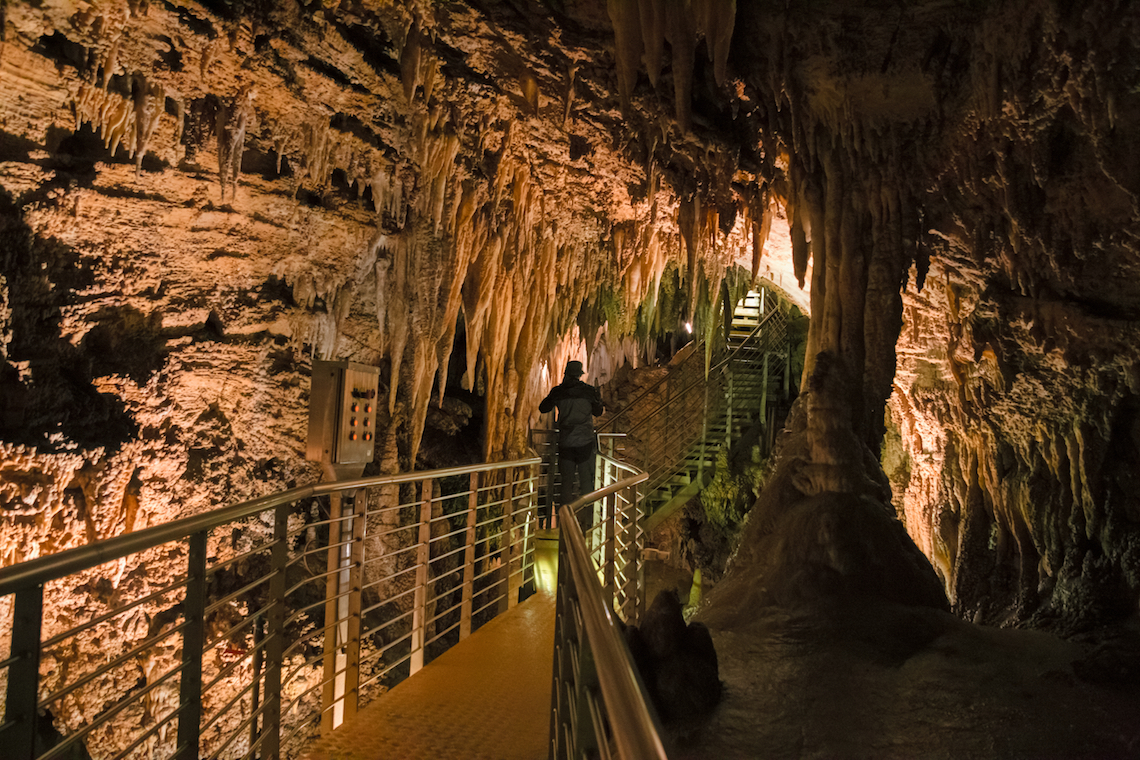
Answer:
[302,591,555,760]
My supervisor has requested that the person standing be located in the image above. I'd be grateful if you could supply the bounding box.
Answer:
[539,360,604,523]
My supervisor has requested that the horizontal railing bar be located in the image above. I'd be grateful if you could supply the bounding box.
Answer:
[360,598,414,627]
[199,676,259,742]
[426,599,463,625]
[40,659,185,760]
[41,578,187,650]
[364,523,420,543]
[205,540,275,578]
[203,573,276,618]
[283,561,358,599]
[359,565,418,596]
[0,458,540,594]
[425,620,460,647]
[107,704,181,760]
[205,700,266,760]
[39,621,187,708]
[200,632,266,694]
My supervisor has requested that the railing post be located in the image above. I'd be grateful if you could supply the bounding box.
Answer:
[635,484,646,624]
[411,479,433,674]
[345,491,364,721]
[460,471,478,640]
[4,584,44,760]
[261,502,288,760]
[726,366,734,447]
[785,338,792,398]
[177,531,208,760]
[522,462,538,594]
[321,488,361,732]
[761,351,770,424]
[503,471,517,612]
[604,492,616,611]
[248,613,264,757]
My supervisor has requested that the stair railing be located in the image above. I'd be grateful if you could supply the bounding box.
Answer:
[598,306,789,505]
[0,459,540,760]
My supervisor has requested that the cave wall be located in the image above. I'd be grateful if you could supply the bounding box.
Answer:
[1,0,1135,702]
[0,0,770,749]
[0,0,762,568]
[679,0,1140,629]
[885,0,1140,629]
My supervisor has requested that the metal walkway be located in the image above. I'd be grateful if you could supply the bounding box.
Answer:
[300,538,559,760]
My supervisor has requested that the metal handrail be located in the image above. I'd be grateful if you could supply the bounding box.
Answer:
[0,458,539,595]
[560,499,666,760]
[599,305,784,433]
[0,457,542,760]
[549,468,668,760]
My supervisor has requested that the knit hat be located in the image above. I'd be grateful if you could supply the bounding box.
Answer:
[564,360,585,378]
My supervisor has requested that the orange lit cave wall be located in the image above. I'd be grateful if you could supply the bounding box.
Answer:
[0,0,785,575]
[0,2,774,752]
[883,1,1140,630]
[660,0,1140,631]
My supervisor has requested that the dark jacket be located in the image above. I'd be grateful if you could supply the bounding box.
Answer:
[540,378,604,448]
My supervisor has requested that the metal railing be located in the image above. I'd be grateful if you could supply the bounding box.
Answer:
[0,459,540,760]
[598,306,789,503]
[529,430,627,526]
[548,467,667,760]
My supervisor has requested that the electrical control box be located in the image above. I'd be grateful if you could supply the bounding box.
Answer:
[306,360,381,466]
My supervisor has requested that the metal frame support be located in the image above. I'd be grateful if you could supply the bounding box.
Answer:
[460,471,478,640]
[176,531,208,760]
[4,584,44,760]
[261,501,288,760]
[410,479,433,675]
[321,488,363,733]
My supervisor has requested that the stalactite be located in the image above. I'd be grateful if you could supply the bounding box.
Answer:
[638,0,665,87]
[692,0,736,87]
[607,0,642,114]
[519,68,540,115]
[401,20,422,101]
[678,194,700,319]
[132,75,164,176]
[664,2,695,132]
[751,184,773,282]
[216,85,255,201]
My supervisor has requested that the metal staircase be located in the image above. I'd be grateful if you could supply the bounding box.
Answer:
[598,288,793,529]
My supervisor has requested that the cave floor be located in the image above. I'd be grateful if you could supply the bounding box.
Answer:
[671,600,1140,760]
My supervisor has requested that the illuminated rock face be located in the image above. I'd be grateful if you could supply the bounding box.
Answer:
[0,0,1137,654]
[0,1,777,571]
[701,0,1139,631]
[879,1,1140,629]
